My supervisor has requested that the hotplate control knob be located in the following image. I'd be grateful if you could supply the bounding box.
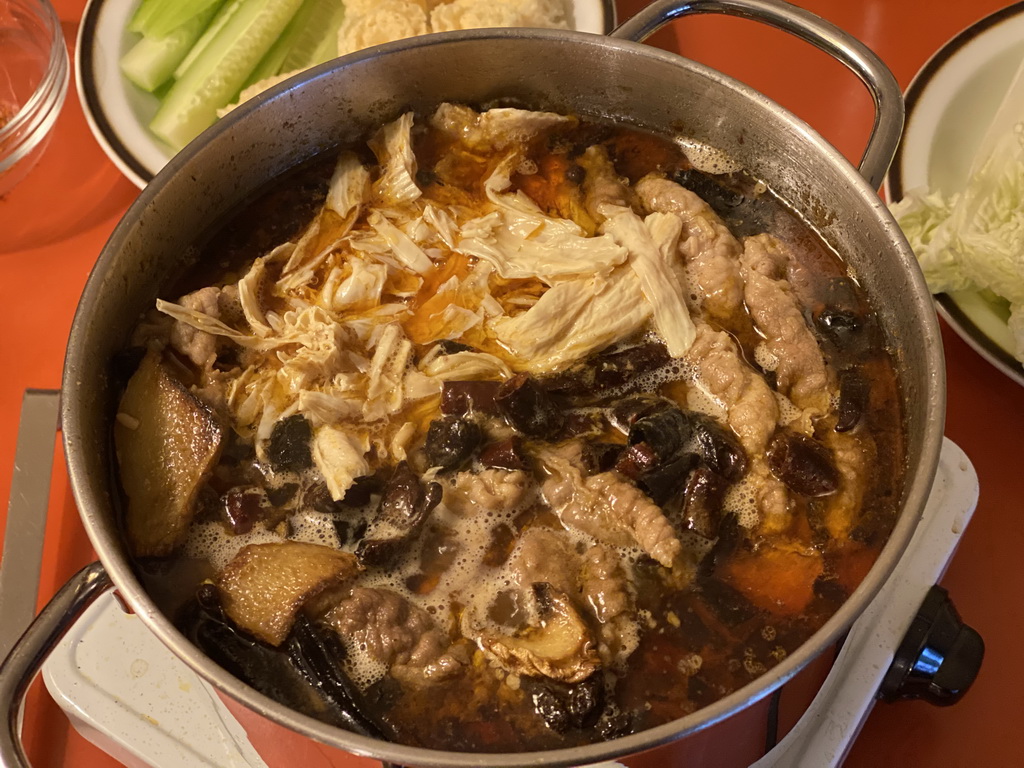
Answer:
[878,585,984,706]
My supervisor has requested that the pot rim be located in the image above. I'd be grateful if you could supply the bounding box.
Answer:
[61,25,943,768]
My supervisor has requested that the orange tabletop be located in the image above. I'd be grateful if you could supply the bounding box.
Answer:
[1,1,1022,766]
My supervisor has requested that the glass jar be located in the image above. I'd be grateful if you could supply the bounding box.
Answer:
[0,0,69,196]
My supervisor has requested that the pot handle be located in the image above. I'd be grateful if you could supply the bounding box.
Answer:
[0,562,113,768]
[610,0,904,190]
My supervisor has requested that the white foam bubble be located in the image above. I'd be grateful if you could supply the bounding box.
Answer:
[182,521,283,572]
[341,639,389,691]
[675,138,744,175]
[773,391,801,425]
[722,477,760,529]
[753,342,778,373]
[290,512,342,549]
[679,530,716,560]
[516,158,538,176]
[685,381,726,422]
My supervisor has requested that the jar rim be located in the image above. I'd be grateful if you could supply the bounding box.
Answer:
[0,0,70,171]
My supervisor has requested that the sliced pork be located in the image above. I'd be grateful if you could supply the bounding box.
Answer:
[443,467,531,517]
[540,444,683,569]
[740,233,833,415]
[327,587,459,685]
[686,324,792,532]
[636,175,746,326]
[581,544,639,665]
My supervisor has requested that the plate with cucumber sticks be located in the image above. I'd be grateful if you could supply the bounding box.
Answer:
[76,0,615,188]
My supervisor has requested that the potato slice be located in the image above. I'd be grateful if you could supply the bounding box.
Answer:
[115,350,225,557]
[217,541,359,646]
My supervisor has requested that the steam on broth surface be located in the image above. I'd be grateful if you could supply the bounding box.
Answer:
[114,104,904,752]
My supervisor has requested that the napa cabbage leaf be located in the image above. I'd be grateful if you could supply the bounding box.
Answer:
[890,91,1024,363]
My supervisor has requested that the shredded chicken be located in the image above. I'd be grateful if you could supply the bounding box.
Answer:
[164,285,246,415]
[168,286,225,368]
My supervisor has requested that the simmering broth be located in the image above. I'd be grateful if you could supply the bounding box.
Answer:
[114,105,904,752]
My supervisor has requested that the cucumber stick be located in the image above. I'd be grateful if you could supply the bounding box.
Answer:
[127,0,165,34]
[120,1,224,93]
[245,0,345,88]
[243,0,314,87]
[278,0,345,73]
[149,0,305,151]
[129,0,222,38]
[173,0,244,80]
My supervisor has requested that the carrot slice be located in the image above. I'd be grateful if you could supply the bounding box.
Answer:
[720,545,824,618]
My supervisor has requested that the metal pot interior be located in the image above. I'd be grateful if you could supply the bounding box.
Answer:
[61,28,943,768]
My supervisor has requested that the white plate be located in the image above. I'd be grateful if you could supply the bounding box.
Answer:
[885,2,1024,387]
[75,0,616,189]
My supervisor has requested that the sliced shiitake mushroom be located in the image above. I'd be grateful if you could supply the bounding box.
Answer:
[356,462,442,568]
[690,413,747,481]
[266,414,314,472]
[766,429,839,498]
[220,486,269,535]
[440,380,500,417]
[835,367,870,432]
[479,436,529,471]
[526,674,606,733]
[495,373,564,437]
[627,406,692,462]
[543,341,670,402]
[608,392,672,432]
[636,451,697,506]
[677,465,728,540]
[424,416,484,471]
[469,582,600,684]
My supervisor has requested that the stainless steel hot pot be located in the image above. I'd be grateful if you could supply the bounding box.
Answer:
[0,1,945,766]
